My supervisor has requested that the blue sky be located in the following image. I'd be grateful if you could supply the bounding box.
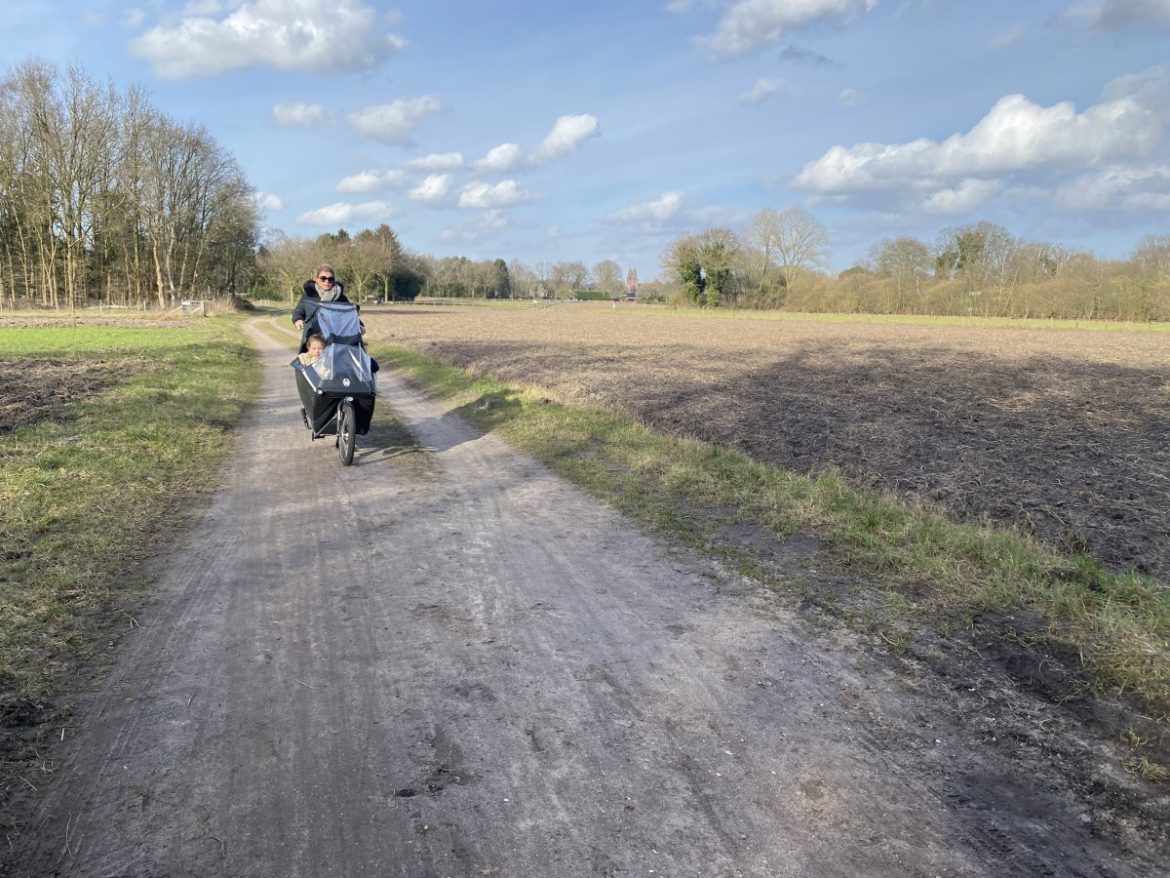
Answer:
[7,0,1170,280]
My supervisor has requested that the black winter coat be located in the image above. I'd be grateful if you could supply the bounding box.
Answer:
[292,280,352,351]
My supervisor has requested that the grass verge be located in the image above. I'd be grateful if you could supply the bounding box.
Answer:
[372,342,1170,734]
[0,317,258,709]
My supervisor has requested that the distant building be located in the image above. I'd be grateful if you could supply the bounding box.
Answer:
[625,267,638,301]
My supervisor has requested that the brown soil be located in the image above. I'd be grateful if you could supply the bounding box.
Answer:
[362,303,1170,585]
[0,359,125,434]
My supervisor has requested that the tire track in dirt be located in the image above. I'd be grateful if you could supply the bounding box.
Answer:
[2,317,1162,877]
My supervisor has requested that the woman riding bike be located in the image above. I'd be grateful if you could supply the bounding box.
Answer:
[292,264,360,352]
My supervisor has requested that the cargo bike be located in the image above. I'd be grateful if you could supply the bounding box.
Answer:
[291,301,376,466]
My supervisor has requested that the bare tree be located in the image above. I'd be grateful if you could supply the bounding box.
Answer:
[871,236,932,311]
[746,208,829,295]
[7,60,63,307]
[533,260,554,298]
[0,60,259,309]
[593,259,623,297]
[1017,241,1071,281]
[259,235,319,301]
[509,260,538,298]
[1133,234,1170,280]
[553,260,589,296]
[935,221,1017,290]
[365,224,404,300]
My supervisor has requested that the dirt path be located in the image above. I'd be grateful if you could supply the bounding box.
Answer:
[3,318,1163,877]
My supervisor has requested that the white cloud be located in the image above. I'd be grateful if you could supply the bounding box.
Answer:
[690,203,752,226]
[740,78,786,106]
[533,114,601,161]
[410,174,453,203]
[252,192,284,212]
[1055,163,1170,210]
[477,209,510,230]
[129,0,407,79]
[474,143,524,173]
[273,102,327,127]
[704,0,877,57]
[298,200,394,226]
[665,0,723,12]
[183,0,228,15]
[1126,191,1170,209]
[1062,1,1098,23]
[894,0,938,14]
[1103,64,1170,116]
[838,88,863,108]
[778,45,841,67]
[458,180,530,208]
[336,170,406,193]
[348,95,442,144]
[439,209,510,242]
[122,8,146,28]
[475,115,600,173]
[408,152,465,171]
[1068,0,1170,30]
[795,91,1162,193]
[987,23,1027,49]
[920,178,1004,214]
[612,192,684,222]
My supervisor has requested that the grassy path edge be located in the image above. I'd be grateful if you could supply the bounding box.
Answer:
[1,317,259,741]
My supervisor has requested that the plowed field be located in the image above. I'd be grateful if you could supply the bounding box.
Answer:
[364,302,1170,584]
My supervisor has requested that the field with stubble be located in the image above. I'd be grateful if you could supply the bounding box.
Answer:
[363,301,1170,585]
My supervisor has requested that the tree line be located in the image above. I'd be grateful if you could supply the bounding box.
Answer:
[0,60,257,310]
[257,226,424,303]
[285,209,1168,323]
[416,256,632,300]
[660,209,1170,321]
[257,233,649,304]
[5,59,1167,321]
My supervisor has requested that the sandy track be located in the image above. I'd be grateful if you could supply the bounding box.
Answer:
[3,317,1161,877]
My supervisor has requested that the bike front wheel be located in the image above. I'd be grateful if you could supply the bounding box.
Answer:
[337,399,355,466]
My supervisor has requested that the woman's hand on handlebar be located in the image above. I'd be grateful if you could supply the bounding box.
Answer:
[295,319,305,330]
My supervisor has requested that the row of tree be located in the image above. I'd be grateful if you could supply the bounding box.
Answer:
[257,226,425,303]
[0,61,257,310]
[660,211,1170,320]
[663,208,829,309]
[4,59,1166,321]
[418,256,632,300]
[256,231,644,304]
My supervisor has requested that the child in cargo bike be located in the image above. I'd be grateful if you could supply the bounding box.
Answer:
[298,333,326,367]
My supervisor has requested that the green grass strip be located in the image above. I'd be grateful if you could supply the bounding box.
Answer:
[0,318,259,700]
[373,342,1170,719]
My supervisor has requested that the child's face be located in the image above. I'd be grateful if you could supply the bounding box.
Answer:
[308,340,325,358]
